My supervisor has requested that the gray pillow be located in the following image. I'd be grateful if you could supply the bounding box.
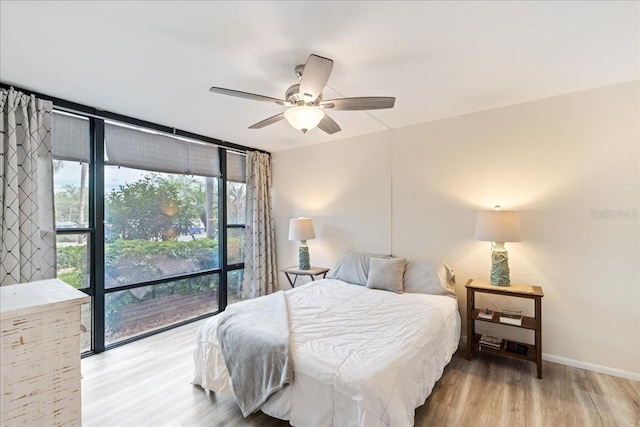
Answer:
[366,257,406,293]
[326,251,390,286]
[403,260,456,297]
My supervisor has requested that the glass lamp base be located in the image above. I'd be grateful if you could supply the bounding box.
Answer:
[298,245,310,270]
[490,250,511,286]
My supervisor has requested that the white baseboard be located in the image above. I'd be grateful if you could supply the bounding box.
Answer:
[460,335,639,382]
[541,353,640,382]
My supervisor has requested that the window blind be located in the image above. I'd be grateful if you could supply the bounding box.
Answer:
[51,111,90,162]
[105,122,221,177]
[227,151,246,183]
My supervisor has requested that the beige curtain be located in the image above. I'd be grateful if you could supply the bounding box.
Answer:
[0,87,55,286]
[241,151,277,298]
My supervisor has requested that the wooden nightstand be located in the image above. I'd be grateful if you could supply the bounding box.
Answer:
[465,278,544,378]
[280,266,329,288]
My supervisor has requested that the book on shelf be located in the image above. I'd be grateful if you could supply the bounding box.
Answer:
[477,309,494,320]
[480,343,501,351]
[479,334,503,350]
[500,309,523,326]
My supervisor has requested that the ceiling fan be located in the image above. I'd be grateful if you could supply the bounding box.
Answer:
[209,54,395,134]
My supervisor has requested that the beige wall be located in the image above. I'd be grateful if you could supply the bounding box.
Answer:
[272,131,392,273]
[272,81,639,379]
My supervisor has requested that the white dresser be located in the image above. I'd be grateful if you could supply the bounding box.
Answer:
[1,279,89,426]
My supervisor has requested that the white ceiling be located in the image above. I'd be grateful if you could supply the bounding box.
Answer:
[1,1,638,152]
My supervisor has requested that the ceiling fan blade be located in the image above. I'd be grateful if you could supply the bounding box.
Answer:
[248,112,285,129]
[320,97,396,111]
[317,114,341,135]
[209,87,290,106]
[299,54,334,103]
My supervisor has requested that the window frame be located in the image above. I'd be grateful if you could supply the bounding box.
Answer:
[28,82,265,355]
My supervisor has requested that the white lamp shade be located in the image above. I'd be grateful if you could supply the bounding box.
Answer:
[474,210,521,242]
[288,218,316,241]
[284,106,324,133]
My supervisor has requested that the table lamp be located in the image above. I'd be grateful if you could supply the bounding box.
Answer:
[288,217,315,270]
[474,206,521,286]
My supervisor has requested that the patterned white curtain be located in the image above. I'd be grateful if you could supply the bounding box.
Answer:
[241,151,277,298]
[0,87,55,286]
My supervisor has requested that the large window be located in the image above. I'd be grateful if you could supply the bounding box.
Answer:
[52,111,248,353]
[103,167,220,344]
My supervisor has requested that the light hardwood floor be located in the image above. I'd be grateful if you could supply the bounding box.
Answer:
[82,319,640,427]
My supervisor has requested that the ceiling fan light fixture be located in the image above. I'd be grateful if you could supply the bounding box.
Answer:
[284,106,324,133]
[209,54,395,135]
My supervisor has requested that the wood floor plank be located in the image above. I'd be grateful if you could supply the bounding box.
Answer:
[81,320,640,427]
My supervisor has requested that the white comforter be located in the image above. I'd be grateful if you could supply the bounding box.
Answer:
[193,279,461,427]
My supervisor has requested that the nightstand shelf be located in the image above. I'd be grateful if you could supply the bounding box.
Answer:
[471,333,537,363]
[471,309,538,330]
[465,278,544,378]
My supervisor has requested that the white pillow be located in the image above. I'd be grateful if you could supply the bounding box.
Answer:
[366,257,406,293]
[403,260,456,297]
[326,251,390,286]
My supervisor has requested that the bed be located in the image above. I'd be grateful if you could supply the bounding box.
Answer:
[192,254,461,427]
